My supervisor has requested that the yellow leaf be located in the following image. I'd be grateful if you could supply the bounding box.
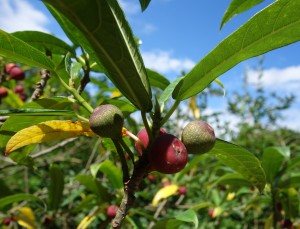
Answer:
[111,89,122,98]
[77,215,96,229]
[152,184,179,206]
[16,207,35,229]
[189,97,200,119]
[226,192,235,201]
[5,120,96,155]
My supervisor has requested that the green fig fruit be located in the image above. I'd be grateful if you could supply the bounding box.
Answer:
[89,104,124,139]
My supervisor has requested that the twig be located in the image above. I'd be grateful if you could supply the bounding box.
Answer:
[148,199,168,229]
[111,154,150,228]
[30,69,51,101]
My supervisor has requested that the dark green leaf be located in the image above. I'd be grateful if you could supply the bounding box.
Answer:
[0,193,44,209]
[209,139,266,192]
[75,174,109,201]
[279,174,300,189]
[48,164,65,210]
[147,68,170,90]
[221,0,265,29]
[153,219,182,229]
[173,0,300,101]
[139,0,152,12]
[12,31,75,56]
[43,0,152,111]
[90,160,123,189]
[261,147,288,183]
[280,188,299,218]
[0,30,55,70]
[0,108,75,116]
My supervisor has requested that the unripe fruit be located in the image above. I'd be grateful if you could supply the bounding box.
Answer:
[178,186,187,195]
[135,128,167,155]
[181,121,216,154]
[89,104,124,139]
[0,87,8,99]
[149,134,188,174]
[9,66,25,80]
[106,205,118,218]
[5,63,16,73]
[13,85,24,94]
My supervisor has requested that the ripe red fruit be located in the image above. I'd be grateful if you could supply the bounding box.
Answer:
[5,63,16,73]
[281,219,293,229]
[13,85,24,94]
[9,66,25,81]
[2,217,11,225]
[0,87,8,99]
[181,120,216,154]
[178,186,187,195]
[149,134,188,174]
[162,181,171,187]
[106,205,118,218]
[147,174,156,182]
[135,128,167,155]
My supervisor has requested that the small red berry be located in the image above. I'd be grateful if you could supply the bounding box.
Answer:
[9,66,25,81]
[149,134,188,174]
[2,217,11,225]
[0,87,8,99]
[5,63,16,73]
[18,93,27,101]
[147,174,156,182]
[135,128,167,155]
[208,209,214,218]
[178,186,187,195]
[13,85,24,94]
[106,205,118,219]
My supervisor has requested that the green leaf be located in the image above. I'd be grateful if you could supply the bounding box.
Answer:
[153,219,182,229]
[90,160,123,189]
[0,108,75,116]
[48,164,65,210]
[43,0,152,111]
[0,30,55,70]
[279,174,300,189]
[214,173,253,188]
[209,139,266,192]
[147,68,170,90]
[261,147,287,183]
[0,193,44,209]
[158,76,184,105]
[221,0,265,29]
[11,31,75,56]
[75,174,110,201]
[173,0,300,101]
[0,97,73,148]
[65,52,82,81]
[174,209,198,228]
[139,0,152,12]
[280,188,299,218]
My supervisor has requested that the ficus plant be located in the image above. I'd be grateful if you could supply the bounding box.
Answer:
[0,0,299,228]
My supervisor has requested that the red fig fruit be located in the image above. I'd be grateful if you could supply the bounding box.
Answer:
[0,87,8,99]
[106,205,118,219]
[9,66,25,81]
[149,134,187,174]
[135,128,167,155]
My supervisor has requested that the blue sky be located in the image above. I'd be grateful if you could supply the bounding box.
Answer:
[0,0,299,131]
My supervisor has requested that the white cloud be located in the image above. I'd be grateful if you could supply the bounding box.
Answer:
[118,0,140,15]
[142,50,195,74]
[247,65,300,93]
[0,0,49,32]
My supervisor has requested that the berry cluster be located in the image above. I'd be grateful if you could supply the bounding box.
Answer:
[0,63,27,101]
[89,105,216,175]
